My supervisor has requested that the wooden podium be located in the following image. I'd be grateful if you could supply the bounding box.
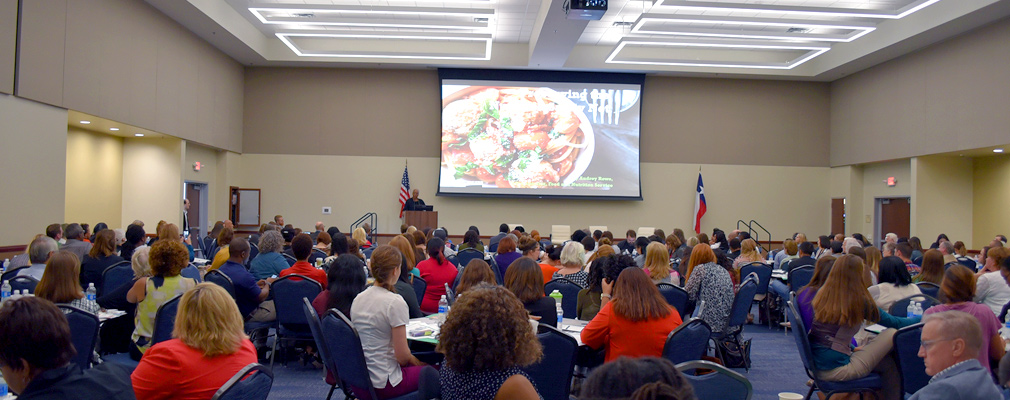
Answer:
[404,211,438,232]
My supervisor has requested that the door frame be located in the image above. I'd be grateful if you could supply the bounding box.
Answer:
[184,180,209,240]
[874,196,910,247]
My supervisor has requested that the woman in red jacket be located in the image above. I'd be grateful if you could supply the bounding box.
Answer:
[581,268,682,362]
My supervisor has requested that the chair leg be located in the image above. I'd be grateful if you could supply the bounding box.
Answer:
[804,385,815,400]
[270,334,278,369]
[326,383,336,400]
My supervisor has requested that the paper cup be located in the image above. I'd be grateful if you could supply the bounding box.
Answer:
[778,393,804,400]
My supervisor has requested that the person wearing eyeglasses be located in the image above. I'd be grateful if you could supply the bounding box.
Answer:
[909,310,1001,400]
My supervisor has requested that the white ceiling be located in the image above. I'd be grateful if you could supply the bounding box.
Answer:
[145,0,1010,80]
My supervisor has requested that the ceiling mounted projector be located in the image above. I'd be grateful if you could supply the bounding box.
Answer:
[565,0,607,20]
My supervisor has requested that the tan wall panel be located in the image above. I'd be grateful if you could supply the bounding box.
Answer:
[912,155,972,246]
[183,142,224,225]
[831,18,1010,166]
[16,0,66,106]
[121,137,183,228]
[65,128,123,228]
[973,156,1010,249]
[0,0,17,94]
[0,94,68,245]
[231,154,830,241]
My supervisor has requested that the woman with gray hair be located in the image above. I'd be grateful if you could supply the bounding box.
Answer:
[250,230,288,280]
[552,241,588,287]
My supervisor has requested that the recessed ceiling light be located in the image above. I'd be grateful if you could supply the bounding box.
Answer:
[135,133,145,137]
[80,120,91,124]
[995,148,1005,153]
[109,128,120,131]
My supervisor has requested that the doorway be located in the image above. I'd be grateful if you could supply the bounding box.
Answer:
[184,181,209,245]
[229,187,261,228]
[831,198,845,236]
[875,197,910,246]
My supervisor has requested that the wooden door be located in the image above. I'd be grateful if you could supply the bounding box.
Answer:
[831,198,845,236]
[185,183,202,238]
[880,197,911,242]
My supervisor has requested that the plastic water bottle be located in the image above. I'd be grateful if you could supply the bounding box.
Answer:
[916,302,924,318]
[86,283,97,302]
[906,301,916,318]
[1,370,8,398]
[556,303,564,326]
[1,281,10,303]
[438,295,448,315]
[999,320,1010,340]
[549,289,563,308]
[1,258,8,273]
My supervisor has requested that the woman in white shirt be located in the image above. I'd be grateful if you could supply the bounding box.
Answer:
[867,256,921,312]
[350,245,426,399]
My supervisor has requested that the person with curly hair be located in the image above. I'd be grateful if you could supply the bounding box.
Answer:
[581,357,696,400]
[578,254,636,321]
[437,284,543,400]
[126,239,198,360]
[249,230,288,280]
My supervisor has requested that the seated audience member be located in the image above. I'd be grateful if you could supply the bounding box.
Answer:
[578,255,635,321]
[455,259,496,296]
[353,227,372,249]
[937,241,957,265]
[494,236,522,276]
[815,235,832,259]
[864,246,882,282]
[831,240,845,257]
[96,247,151,354]
[217,238,274,323]
[585,244,615,273]
[489,223,509,252]
[710,231,728,251]
[724,238,742,260]
[582,268,683,362]
[18,235,59,280]
[394,255,424,319]
[89,223,107,243]
[896,242,920,277]
[351,245,426,399]
[432,229,456,258]
[309,222,325,242]
[315,231,332,254]
[46,223,63,243]
[410,232,427,260]
[208,227,234,271]
[417,237,458,313]
[158,223,194,263]
[127,240,199,360]
[643,242,675,284]
[6,233,41,270]
[437,284,542,400]
[119,224,146,260]
[868,256,922,311]
[328,231,351,260]
[923,265,1004,371]
[0,296,134,399]
[732,239,766,270]
[582,236,598,259]
[504,258,557,327]
[953,241,969,258]
[312,254,368,317]
[810,255,919,400]
[581,357,695,400]
[769,241,817,312]
[458,229,485,252]
[249,230,288,280]
[132,283,258,399]
[517,235,554,283]
[914,249,944,285]
[389,235,418,276]
[633,237,650,267]
[279,234,327,285]
[974,247,1010,317]
[36,251,99,315]
[618,230,636,255]
[542,245,563,283]
[909,237,925,260]
[553,241,589,287]
[909,311,1002,400]
[774,239,799,270]
[78,229,123,293]
[60,223,93,261]
[684,244,733,334]
[795,256,836,330]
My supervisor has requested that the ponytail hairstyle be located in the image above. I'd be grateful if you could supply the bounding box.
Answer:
[369,245,402,291]
[426,237,446,265]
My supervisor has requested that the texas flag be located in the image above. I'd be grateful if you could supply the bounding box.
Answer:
[693,172,706,234]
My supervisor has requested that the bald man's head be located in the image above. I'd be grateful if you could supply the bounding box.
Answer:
[229,237,250,262]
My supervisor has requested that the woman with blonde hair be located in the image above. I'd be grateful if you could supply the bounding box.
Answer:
[127,240,198,360]
[683,244,732,334]
[208,227,234,271]
[353,227,372,249]
[553,241,589,287]
[585,244,615,272]
[643,242,675,284]
[132,283,257,398]
[732,238,766,270]
[864,246,882,282]
[36,251,99,314]
[389,235,420,276]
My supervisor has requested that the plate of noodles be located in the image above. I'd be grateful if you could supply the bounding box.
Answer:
[441,86,595,189]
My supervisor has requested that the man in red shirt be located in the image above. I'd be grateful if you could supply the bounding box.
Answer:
[279,233,327,285]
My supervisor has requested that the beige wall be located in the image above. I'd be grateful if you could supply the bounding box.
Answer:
[231,154,830,240]
[0,94,68,245]
[244,68,831,167]
[121,137,183,229]
[65,128,123,228]
[183,142,229,225]
[973,156,1010,249]
[0,0,16,94]
[831,18,1010,166]
[860,159,912,239]
[829,165,865,236]
[911,155,973,245]
[16,0,244,152]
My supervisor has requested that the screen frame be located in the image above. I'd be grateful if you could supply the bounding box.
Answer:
[436,68,645,201]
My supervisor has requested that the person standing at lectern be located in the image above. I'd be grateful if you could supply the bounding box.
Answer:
[403,189,426,212]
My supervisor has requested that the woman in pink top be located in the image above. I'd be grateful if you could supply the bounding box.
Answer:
[923,265,1004,371]
[416,237,457,313]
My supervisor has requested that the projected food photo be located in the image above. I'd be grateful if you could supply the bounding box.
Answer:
[441,87,595,189]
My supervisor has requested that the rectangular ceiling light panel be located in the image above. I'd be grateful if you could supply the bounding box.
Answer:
[632,14,876,42]
[277,31,493,60]
[650,0,943,19]
[605,37,830,69]
[250,5,495,30]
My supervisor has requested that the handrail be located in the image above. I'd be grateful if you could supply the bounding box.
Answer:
[350,213,377,244]
[735,220,771,253]
[736,220,751,233]
[748,220,771,253]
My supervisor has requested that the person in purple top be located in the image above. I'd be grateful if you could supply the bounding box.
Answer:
[494,236,522,277]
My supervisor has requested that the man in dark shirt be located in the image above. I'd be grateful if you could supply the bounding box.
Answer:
[727,238,742,260]
[489,223,509,252]
[218,238,273,322]
[402,188,426,211]
[617,229,636,254]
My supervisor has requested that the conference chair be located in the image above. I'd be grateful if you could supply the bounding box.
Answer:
[181,263,202,282]
[204,270,236,298]
[787,265,815,293]
[888,294,940,317]
[302,298,346,400]
[453,247,485,268]
[588,225,608,235]
[58,305,100,370]
[269,274,323,368]
[662,317,713,365]
[150,295,182,346]
[692,300,705,319]
[786,299,882,400]
[320,309,421,400]
[636,227,655,238]
[892,323,928,396]
[714,273,758,370]
[676,360,752,400]
[412,276,427,307]
[912,256,923,266]
[282,253,297,267]
[211,363,274,400]
[101,261,134,297]
[418,364,442,400]
[656,283,690,317]
[956,257,976,270]
[0,266,26,283]
[247,243,259,268]
[9,275,38,294]
[544,278,582,319]
[444,283,456,306]
[523,324,578,400]
[915,282,940,299]
[551,225,571,245]
[739,262,773,328]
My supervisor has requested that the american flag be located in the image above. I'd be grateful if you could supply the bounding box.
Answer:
[398,164,410,218]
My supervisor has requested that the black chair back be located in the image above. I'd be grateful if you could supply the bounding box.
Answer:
[320,310,393,400]
[58,305,99,370]
[282,253,297,267]
[523,324,578,400]
[204,270,236,298]
[272,274,323,330]
[888,293,940,317]
[662,317,713,365]
[248,244,260,267]
[544,278,582,319]
[454,249,485,271]
[787,265,815,293]
[956,257,976,270]
[915,282,940,299]
[444,283,456,306]
[181,264,202,282]
[151,295,182,345]
[412,276,427,305]
[676,360,753,400]
[10,275,38,294]
[302,298,343,400]
[893,323,928,395]
[726,274,759,331]
[739,262,772,296]
[211,363,274,400]
[912,256,923,266]
[102,261,133,297]
[657,283,690,317]
[0,266,26,283]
